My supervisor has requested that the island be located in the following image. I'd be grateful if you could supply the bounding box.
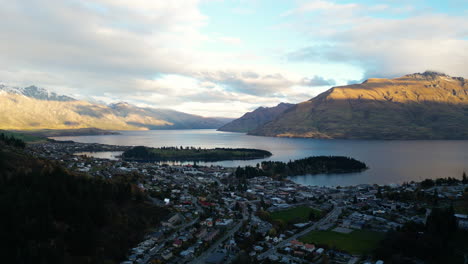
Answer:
[121,146,272,162]
[235,156,368,179]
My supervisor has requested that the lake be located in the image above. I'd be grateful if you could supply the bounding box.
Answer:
[53,129,468,187]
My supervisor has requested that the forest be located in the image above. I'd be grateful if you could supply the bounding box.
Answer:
[235,156,368,179]
[0,137,169,264]
[0,132,27,148]
[122,145,272,162]
[374,206,468,263]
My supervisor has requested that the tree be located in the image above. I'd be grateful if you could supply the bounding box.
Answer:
[463,171,467,184]
[376,187,383,199]
[421,179,435,189]
[426,206,458,247]
[268,228,277,237]
[309,210,319,221]
[321,254,330,264]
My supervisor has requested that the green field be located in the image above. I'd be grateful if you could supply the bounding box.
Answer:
[454,200,468,214]
[299,230,385,255]
[270,206,322,223]
[0,130,45,143]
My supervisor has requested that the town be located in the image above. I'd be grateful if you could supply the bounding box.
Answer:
[27,141,468,264]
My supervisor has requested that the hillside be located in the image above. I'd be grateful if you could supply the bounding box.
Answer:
[0,85,226,130]
[218,102,294,132]
[0,136,169,263]
[250,72,468,139]
[110,102,226,129]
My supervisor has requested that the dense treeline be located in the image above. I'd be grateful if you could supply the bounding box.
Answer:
[374,206,467,264]
[122,146,272,162]
[420,174,468,188]
[235,156,368,179]
[0,143,168,264]
[0,132,26,148]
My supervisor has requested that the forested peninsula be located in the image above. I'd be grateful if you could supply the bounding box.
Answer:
[235,156,368,179]
[122,146,272,162]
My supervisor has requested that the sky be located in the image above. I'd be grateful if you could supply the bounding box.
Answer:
[0,0,467,118]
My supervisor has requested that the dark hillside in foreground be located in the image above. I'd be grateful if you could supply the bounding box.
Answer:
[0,138,169,264]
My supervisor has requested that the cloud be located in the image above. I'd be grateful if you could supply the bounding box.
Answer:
[285,2,468,79]
[282,0,360,16]
[0,0,207,88]
[0,0,329,117]
[195,70,297,96]
[2,0,465,118]
[301,76,336,86]
[218,37,242,45]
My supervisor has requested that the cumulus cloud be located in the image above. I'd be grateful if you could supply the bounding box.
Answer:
[194,70,297,96]
[218,37,242,45]
[301,75,336,86]
[285,1,468,79]
[0,0,329,116]
[2,0,464,117]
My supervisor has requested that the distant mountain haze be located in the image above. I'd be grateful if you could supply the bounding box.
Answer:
[249,72,468,139]
[218,102,294,132]
[0,85,228,130]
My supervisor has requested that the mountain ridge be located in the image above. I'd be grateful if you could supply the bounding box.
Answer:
[249,72,468,139]
[218,102,294,132]
[0,84,227,130]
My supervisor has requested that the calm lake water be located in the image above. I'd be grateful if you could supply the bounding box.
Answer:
[53,129,468,187]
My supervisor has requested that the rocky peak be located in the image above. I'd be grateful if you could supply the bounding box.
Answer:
[0,84,75,101]
[403,71,450,80]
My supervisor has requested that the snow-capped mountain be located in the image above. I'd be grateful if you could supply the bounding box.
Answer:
[0,84,229,130]
[0,84,76,101]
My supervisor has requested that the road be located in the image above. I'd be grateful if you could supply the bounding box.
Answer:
[189,203,249,264]
[257,206,342,260]
[275,252,321,264]
[140,196,204,264]
[188,220,243,264]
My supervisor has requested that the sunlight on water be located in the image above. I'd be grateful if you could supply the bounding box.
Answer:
[53,129,468,186]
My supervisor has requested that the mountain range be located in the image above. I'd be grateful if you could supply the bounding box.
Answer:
[218,102,294,132]
[248,72,468,139]
[0,85,229,131]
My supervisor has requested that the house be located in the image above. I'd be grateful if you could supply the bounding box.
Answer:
[455,214,468,230]
[290,240,304,249]
[196,228,208,239]
[162,250,173,260]
[204,230,220,242]
[173,239,183,248]
[216,219,233,227]
[268,254,280,261]
[180,248,194,258]
[254,245,264,252]
[163,213,183,227]
[304,244,315,252]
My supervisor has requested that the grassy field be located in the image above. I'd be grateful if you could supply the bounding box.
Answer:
[270,206,321,223]
[299,229,385,255]
[0,130,45,143]
[454,200,468,214]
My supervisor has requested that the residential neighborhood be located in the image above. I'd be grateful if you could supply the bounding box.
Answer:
[27,141,468,264]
